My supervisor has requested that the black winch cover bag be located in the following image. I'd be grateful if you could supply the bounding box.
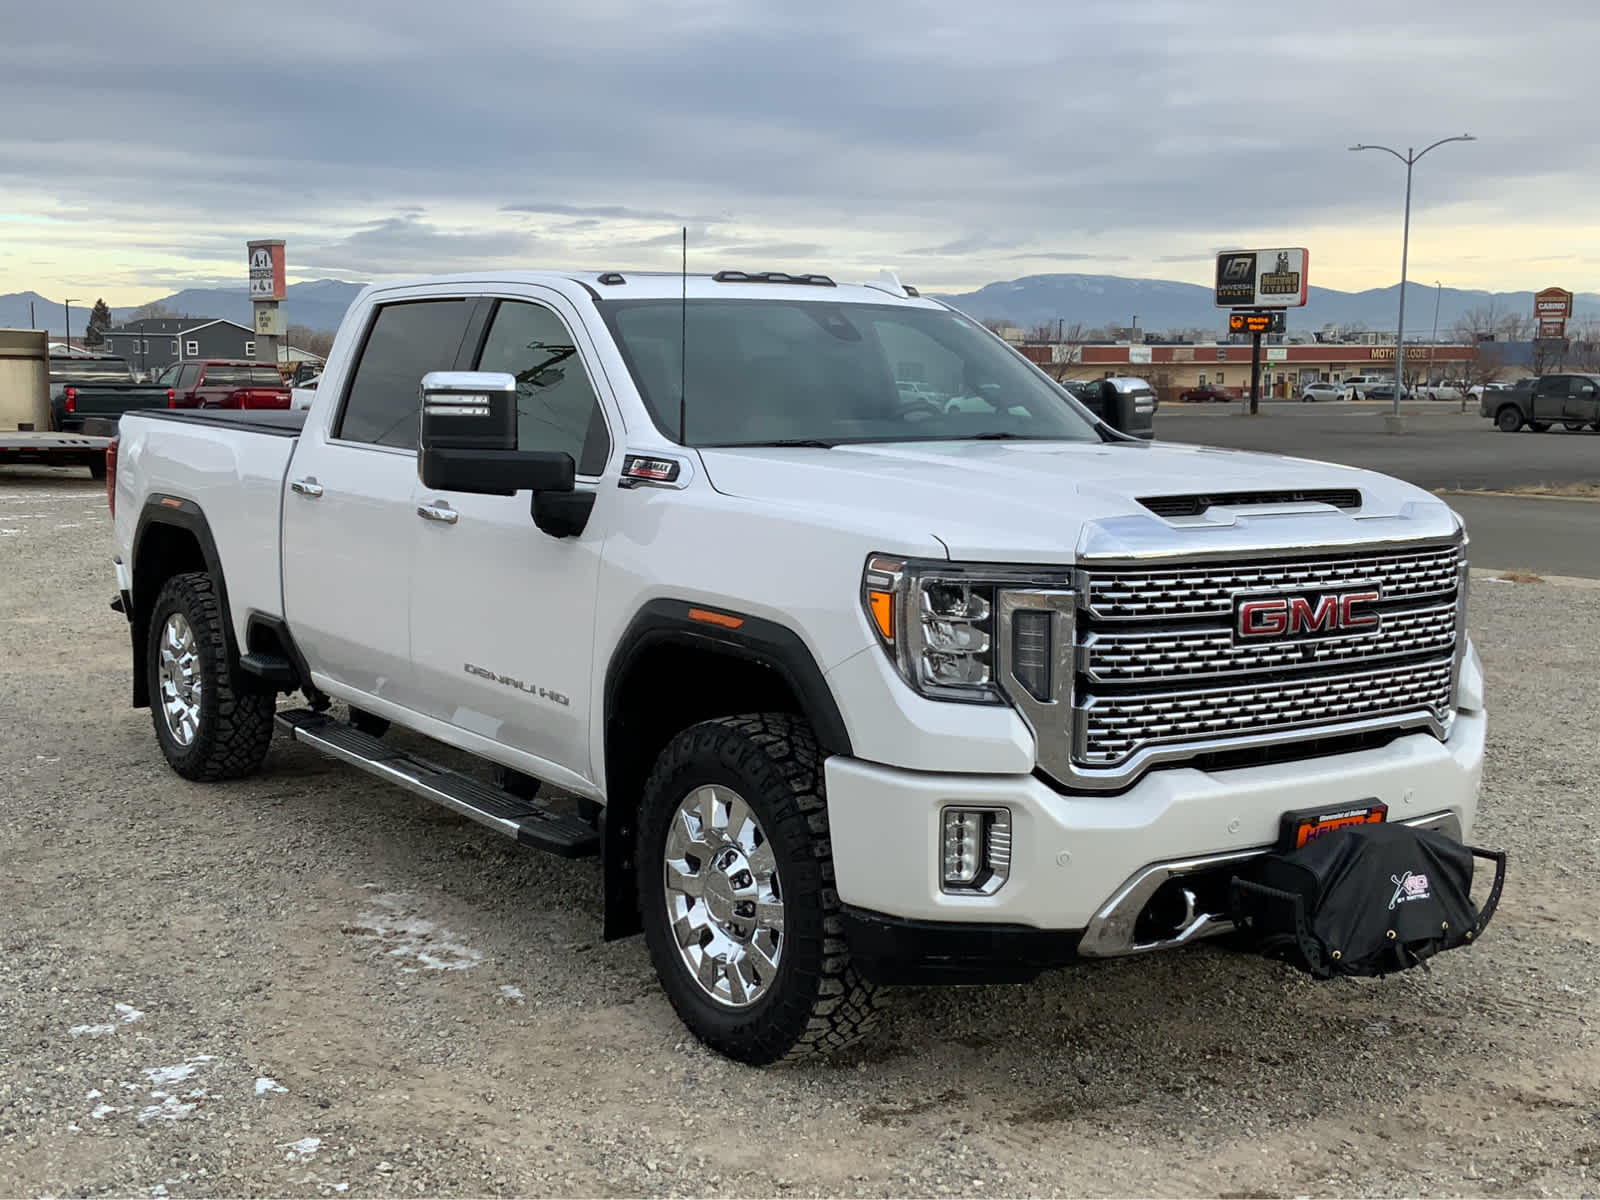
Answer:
[1235,822,1505,979]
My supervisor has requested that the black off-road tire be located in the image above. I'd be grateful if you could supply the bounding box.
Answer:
[1529,421,1550,433]
[1495,406,1523,432]
[147,572,275,782]
[637,714,880,1065]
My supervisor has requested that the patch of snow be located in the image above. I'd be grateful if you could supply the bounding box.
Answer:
[334,1184,349,1193]
[86,1089,102,1099]
[36,755,60,763]
[280,1136,322,1163]
[115,1003,145,1023]
[349,891,482,971]
[70,1024,117,1037]
[138,1094,198,1123]
[1,529,22,536]
[255,1077,287,1095]
[91,1104,116,1120]
[142,1056,214,1087]
[55,522,83,529]
[67,1122,82,1132]
[150,1186,169,1198]
[498,985,525,1000]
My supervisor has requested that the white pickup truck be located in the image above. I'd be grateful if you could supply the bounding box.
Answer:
[108,267,1486,1063]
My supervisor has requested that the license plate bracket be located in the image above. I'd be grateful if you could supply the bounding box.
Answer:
[1278,800,1388,852]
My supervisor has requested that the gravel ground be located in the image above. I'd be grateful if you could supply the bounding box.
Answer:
[2,468,1598,1198]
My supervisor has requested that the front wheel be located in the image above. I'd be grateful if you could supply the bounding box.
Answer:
[1495,406,1523,432]
[147,572,275,781]
[637,714,879,1065]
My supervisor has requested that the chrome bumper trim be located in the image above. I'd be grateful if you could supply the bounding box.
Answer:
[1077,810,1464,958]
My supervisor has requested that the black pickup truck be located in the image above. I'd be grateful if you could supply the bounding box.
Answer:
[1484,374,1600,433]
[48,355,171,432]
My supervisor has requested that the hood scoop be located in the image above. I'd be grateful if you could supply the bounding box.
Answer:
[1139,488,1362,518]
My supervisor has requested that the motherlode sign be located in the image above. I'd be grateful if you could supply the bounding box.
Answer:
[1214,249,1310,309]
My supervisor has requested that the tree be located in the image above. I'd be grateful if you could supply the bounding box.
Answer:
[130,301,175,320]
[286,324,335,358]
[1040,322,1087,382]
[83,299,113,349]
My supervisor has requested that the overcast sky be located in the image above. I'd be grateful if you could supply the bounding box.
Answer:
[1,0,1592,304]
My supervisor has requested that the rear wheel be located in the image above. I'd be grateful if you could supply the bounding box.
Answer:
[637,714,878,1064]
[1495,406,1523,432]
[147,572,275,781]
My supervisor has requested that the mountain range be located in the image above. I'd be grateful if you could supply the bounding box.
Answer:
[3,274,1594,339]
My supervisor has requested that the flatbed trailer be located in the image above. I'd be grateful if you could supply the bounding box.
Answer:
[0,427,113,477]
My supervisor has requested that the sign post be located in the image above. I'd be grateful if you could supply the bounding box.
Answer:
[247,239,286,370]
[1533,287,1572,372]
[1215,249,1308,416]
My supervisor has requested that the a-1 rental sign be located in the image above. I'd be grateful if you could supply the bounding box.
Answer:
[1215,249,1310,308]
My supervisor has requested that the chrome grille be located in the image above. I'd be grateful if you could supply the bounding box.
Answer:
[1062,541,1465,776]
[1078,660,1455,766]
[1085,545,1461,621]
[1083,600,1458,683]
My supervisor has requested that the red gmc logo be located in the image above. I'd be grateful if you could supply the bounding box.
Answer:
[1235,590,1381,640]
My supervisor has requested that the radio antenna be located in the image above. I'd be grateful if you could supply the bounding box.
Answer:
[678,226,688,446]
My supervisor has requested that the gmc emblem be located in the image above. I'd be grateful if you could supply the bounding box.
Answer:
[1235,590,1381,640]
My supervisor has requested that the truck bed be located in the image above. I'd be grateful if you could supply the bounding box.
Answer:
[114,408,308,644]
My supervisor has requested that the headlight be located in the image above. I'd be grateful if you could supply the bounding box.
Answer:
[863,555,1076,706]
[862,556,1000,702]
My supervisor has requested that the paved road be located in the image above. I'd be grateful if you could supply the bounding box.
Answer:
[1156,400,1598,491]
[1156,400,1600,578]
[1441,493,1600,579]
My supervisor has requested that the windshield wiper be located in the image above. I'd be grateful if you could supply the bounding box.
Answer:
[968,431,1028,440]
[722,438,837,449]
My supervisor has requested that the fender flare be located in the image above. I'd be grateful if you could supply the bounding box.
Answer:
[128,496,238,707]
[598,599,852,939]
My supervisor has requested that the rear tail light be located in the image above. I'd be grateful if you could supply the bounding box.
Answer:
[63,386,77,413]
[106,437,119,515]
[167,388,176,408]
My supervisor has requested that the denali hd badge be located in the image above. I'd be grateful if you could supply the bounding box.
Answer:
[1234,589,1381,641]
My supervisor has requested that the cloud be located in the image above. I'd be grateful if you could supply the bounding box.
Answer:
[0,0,1595,301]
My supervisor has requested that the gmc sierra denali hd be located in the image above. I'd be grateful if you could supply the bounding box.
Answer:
[108,268,1487,1063]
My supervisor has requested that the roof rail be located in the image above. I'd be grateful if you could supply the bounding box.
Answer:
[712,270,836,287]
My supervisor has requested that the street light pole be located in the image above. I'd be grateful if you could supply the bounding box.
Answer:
[1428,279,1443,393]
[1349,134,1475,428]
[63,298,80,350]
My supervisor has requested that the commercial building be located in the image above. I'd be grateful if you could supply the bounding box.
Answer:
[1018,341,1481,400]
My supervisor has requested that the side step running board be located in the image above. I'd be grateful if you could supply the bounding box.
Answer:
[275,708,599,858]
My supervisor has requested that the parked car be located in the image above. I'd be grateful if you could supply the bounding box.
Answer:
[1365,381,1413,403]
[46,354,171,433]
[1299,381,1348,403]
[1178,383,1231,403]
[157,360,291,410]
[106,267,1485,1064]
[1418,381,1465,402]
[1342,374,1393,400]
[1484,373,1600,432]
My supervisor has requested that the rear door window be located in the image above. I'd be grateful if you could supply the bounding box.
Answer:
[336,300,474,449]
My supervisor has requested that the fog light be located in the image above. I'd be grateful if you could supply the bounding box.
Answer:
[941,807,1012,894]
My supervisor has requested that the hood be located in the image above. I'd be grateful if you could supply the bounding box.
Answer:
[696,439,1459,564]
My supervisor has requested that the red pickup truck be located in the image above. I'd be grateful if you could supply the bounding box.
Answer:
[156,360,290,410]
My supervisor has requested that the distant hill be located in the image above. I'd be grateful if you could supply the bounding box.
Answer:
[0,280,367,337]
[932,274,1600,338]
[6,273,1596,338]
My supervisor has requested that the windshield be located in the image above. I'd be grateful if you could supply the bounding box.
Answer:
[52,357,131,382]
[598,299,1102,447]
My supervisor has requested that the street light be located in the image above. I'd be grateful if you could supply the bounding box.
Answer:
[1349,134,1475,425]
[63,298,80,351]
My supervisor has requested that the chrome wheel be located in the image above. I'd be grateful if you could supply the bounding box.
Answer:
[663,785,784,1009]
[156,612,202,747]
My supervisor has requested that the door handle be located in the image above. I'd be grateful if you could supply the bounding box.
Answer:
[290,477,323,498]
[416,502,458,525]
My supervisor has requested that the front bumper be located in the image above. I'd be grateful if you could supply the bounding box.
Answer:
[826,706,1485,956]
